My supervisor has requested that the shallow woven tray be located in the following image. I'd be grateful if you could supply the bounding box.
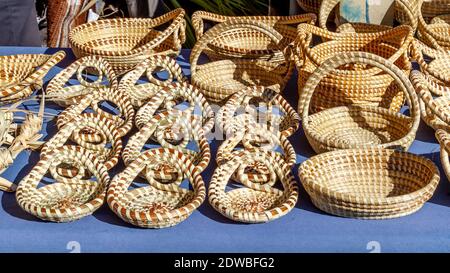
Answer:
[295,24,413,115]
[190,19,293,103]
[300,52,419,153]
[107,148,206,228]
[209,150,298,223]
[16,145,110,222]
[69,8,186,75]
[46,55,118,107]
[0,51,65,104]
[118,55,187,108]
[298,148,439,219]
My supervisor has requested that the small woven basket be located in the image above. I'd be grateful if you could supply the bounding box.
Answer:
[46,55,118,107]
[299,148,440,219]
[16,145,110,222]
[300,52,420,154]
[295,24,413,115]
[209,150,298,223]
[190,19,293,103]
[0,51,65,104]
[69,8,186,75]
[107,148,206,228]
[118,55,187,108]
[192,11,316,65]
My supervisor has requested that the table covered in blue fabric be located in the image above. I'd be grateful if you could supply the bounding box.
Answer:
[0,47,449,253]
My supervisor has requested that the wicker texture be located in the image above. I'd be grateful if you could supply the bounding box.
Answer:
[436,129,450,185]
[295,24,413,115]
[190,19,294,103]
[69,8,186,75]
[107,148,206,228]
[192,11,316,65]
[46,55,118,107]
[209,150,298,223]
[16,145,110,222]
[297,0,323,14]
[300,52,420,153]
[299,148,440,219]
[118,55,187,108]
[0,51,65,104]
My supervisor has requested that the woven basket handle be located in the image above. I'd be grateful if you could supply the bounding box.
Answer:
[318,0,340,29]
[411,39,450,84]
[192,11,316,41]
[300,51,420,146]
[436,129,450,168]
[23,50,66,87]
[190,19,284,75]
[394,0,419,30]
[296,24,413,73]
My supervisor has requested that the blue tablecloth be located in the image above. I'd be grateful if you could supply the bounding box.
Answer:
[0,46,449,253]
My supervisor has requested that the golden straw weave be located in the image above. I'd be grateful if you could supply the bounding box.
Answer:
[107,148,206,228]
[436,129,450,185]
[118,55,187,108]
[0,51,65,104]
[16,145,110,222]
[208,150,298,223]
[300,52,420,154]
[69,8,186,75]
[46,55,118,107]
[299,148,440,219]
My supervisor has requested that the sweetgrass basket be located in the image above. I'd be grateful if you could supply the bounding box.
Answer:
[209,150,298,223]
[295,24,413,115]
[0,51,65,104]
[107,148,206,228]
[190,19,294,103]
[299,148,440,219]
[436,129,450,185]
[192,11,316,65]
[300,52,420,154]
[16,145,110,222]
[69,8,186,75]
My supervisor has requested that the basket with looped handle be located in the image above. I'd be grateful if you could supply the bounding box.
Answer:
[107,148,206,228]
[69,8,186,75]
[208,150,298,223]
[46,55,118,107]
[0,51,65,104]
[299,148,440,219]
[118,55,187,108]
[190,19,294,104]
[134,82,215,134]
[295,24,413,115]
[192,11,316,65]
[16,145,110,222]
[300,51,420,154]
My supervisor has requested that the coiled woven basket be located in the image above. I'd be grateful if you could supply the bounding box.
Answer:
[190,19,294,104]
[300,51,420,154]
[436,129,450,185]
[0,51,65,104]
[299,148,440,219]
[295,24,413,115]
[69,8,186,75]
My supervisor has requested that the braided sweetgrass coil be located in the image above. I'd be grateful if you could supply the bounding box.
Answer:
[209,150,298,223]
[16,145,110,222]
[107,148,206,228]
[118,55,187,108]
[46,55,118,107]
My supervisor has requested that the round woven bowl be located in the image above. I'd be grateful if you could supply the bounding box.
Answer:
[134,82,215,134]
[0,50,65,104]
[295,24,413,115]
[46,55,118,107]
[216,86,300,138]
[299,148,440,219]
[192,11,316,65]
[190,19,293,104]
[209,150,298,223]
[436,129,450,184]
[16,145,110,222]
[69,9,186,75]
[57,87,135,138]
[107,148,206,228]
[300,52,420,154]
[118,55,187,108]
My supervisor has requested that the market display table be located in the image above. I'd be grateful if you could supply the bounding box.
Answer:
[0,47,449,253]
